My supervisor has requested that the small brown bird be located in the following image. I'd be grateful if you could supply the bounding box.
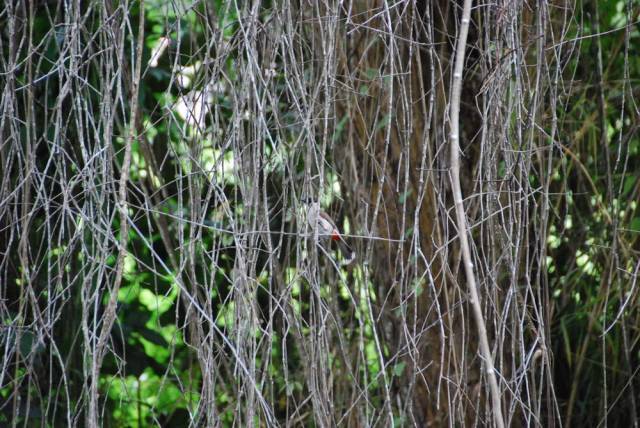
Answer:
[304,198,355,265]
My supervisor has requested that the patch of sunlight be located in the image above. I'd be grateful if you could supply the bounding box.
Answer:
[547,231,561,249]
[564,215,573,230]
[124,254,136,275]
[576,250,596,276]
[547,256,556,274]
[139,287,175,314]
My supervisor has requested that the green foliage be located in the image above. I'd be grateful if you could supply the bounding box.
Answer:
[543,1,640,424]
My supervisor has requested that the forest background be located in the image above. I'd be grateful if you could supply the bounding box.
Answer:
[2,0,640,426]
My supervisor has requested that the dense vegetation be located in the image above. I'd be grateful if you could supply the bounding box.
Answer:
[1,0,639,426]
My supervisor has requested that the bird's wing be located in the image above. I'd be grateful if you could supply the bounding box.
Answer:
[317,211,339,236]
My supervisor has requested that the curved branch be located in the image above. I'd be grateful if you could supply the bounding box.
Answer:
[447,1,505,427]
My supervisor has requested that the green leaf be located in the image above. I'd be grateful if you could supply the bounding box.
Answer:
[622,175,637,196]
[398,189,412,204]
[375,114,391,131]
[393,361,406,377]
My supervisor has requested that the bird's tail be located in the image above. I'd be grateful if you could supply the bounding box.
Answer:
[337,238,355,265]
